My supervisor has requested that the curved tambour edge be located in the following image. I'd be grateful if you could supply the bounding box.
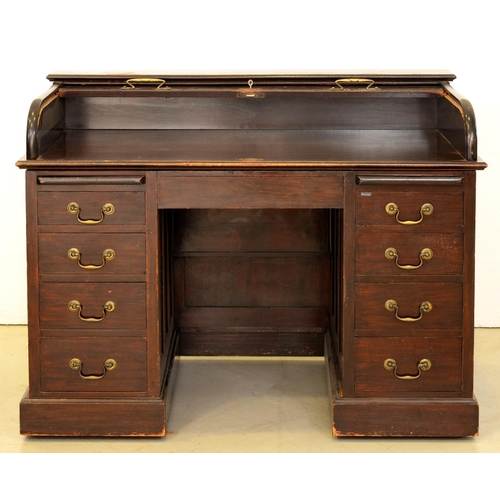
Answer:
[440,82,478,162]
[26,83,63,160]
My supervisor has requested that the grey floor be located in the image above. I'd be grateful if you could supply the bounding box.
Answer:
[1,325,500,453]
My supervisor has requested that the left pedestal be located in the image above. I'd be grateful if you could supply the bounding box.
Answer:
[20,171,172,437]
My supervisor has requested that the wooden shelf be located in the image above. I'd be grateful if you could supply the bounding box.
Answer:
[28,129,470,167]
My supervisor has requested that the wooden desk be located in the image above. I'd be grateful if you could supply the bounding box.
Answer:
[17,72,486,437]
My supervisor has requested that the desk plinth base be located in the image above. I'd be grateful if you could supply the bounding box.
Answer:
[331,395,479,437]
[20,392,168,437]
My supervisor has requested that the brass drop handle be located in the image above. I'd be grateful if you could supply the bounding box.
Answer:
[385,247,433,270]
[331,78,379,90]
[384,358,432,380]
[385,299,432,322]
[67,202,115,225]
[122,78,170,90]
[69,358,117,380]
[67,248,115,270]
[68,300,115,322]
[385,202,434,225]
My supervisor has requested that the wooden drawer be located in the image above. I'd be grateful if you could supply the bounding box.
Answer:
[355,283,463,332]
[39,233,146,277]
[356,229,463,276]
[354,337,462,393]
[158,172,344,209]
[356,189,464,228]
[40,337,147,393]
[38,191,145,226]
[39,283,146,330]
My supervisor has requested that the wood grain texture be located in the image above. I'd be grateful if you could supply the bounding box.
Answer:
[356,229,463,276]
[64,96,438,130]
[37,129,467,165]
[38,233,146,276]
[354,282,463,331]
[174,209,329,253]
[38,191,146,226]
[182,256,328,307]
[325,335,477,436]
[39,283,146,330]
[159,172,343,209]
[354,337,462,393]
[355,187,464,228]
[331,397,478,437]
[179,330,324,356]
[40,337,147,394]
[20,390,167,436]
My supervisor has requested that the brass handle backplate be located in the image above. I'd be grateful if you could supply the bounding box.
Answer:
[67,248,115,270]
[384,358,432,380]
[385,202,433,225]
[385,299,432,322]
[68,300,115,322]
[67,202,115,225]
[69,358,117,380]
[385,247,433,270]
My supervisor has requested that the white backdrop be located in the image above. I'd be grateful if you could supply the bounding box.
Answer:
[1,0,498,326]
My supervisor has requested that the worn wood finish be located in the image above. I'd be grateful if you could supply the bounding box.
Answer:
[40,337,148,394]
[354,337,462,393]
[158,172,344,209]
[172,208,331,354]
[462,171,476,397]
[18,72,484,437]
[182,256,328,307]
[179,330,324,356]
[37,175,145,185]
[355,187,464,228]
[354,282,463,331]
[20,392,167,437]
[36,129,468,166]
[173,209,329,253]
[64,96,439,130]
[26,84,62,159]
[324,331,477,436]
[38,233,146,276]
[38,190,146,226]
[39,282,147,330]
[176,306,329,331]
[26,171,42,396]
[356,229,463,276]
[331,397,479,437]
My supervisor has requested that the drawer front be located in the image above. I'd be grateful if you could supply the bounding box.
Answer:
[354,337,462,393]
[38,191,145,226]
[39,283,146,330]
[158,173,344,209]
[39,233,146,276]
[40,337,147,393]
[355,283,463,331]
[356,189,464,228]
[356,229,463,276]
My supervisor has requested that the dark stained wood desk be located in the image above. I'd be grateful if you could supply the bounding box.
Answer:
[17,72,486,437]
